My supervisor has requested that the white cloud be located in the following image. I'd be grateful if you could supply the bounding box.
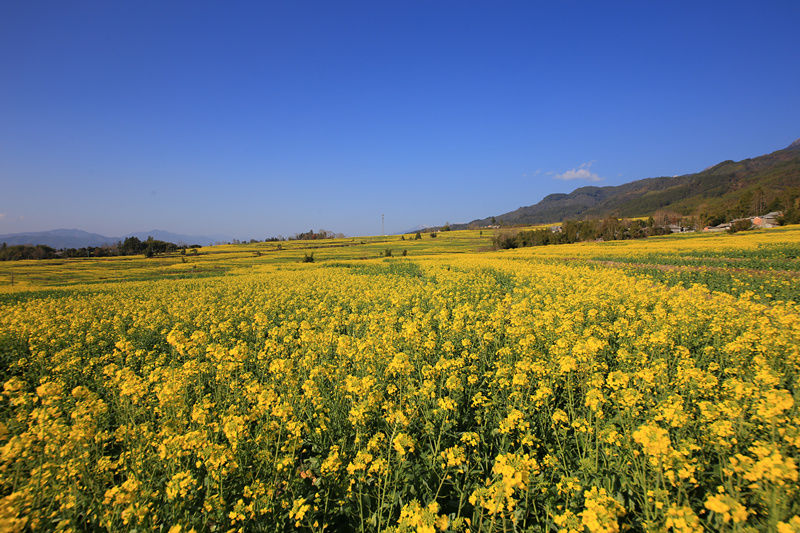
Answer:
[554,161,603,182]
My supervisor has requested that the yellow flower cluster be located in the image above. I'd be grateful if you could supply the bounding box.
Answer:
[580,487,625,533]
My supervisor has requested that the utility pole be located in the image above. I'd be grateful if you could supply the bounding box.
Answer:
[382,214,385,236]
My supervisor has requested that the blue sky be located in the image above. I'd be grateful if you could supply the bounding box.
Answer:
[1,1,798,238]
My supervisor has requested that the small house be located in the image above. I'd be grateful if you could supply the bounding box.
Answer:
[752,211,782,228]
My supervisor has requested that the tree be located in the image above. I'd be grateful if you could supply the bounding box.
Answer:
[121,236,143,255]
[653,210,680,227]
[751,187,767,215]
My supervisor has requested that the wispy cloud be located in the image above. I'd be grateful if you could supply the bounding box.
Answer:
[554,161,603,182]
[0,213,6,220]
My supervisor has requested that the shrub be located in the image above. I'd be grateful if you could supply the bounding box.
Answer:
[728,219,753,233]
[492,230,520,250]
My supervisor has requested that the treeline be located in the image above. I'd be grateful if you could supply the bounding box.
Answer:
[230,230,344,244]
[493,217,671,250]
[699,186,800,226]
[289,229,344,241]
[0,244,58,261]
[0,236,196,261]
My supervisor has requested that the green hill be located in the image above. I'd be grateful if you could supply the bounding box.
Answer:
[458,139,800,227]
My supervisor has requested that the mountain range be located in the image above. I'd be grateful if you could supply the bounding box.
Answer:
[0,229,228,249]
[454,139,800,228]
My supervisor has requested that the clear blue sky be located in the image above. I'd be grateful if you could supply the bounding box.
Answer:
[2,1,798,238]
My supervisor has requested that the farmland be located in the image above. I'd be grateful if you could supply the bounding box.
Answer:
[1,227,799,531]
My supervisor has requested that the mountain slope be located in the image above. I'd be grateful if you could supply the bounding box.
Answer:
[458,140,800,227]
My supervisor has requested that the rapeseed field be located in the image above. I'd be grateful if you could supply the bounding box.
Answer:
[1,228,799,531]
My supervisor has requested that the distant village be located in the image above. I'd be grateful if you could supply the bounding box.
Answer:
[701,211,782,232]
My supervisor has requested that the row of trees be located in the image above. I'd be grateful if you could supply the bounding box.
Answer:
[0,244,58,261]
[290,229,345,241]
[493,217,672,250]
[0,236,192,261]
[228,230,345,244]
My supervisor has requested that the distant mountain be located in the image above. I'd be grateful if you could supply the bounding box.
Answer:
[403,224,435,234]
[0,229,117,248]
[0,228,227,248]
[454,139,800,228]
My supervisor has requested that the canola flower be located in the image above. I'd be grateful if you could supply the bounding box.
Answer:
[0,230,799,531]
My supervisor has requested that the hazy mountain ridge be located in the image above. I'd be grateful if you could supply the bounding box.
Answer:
[0,229,226,248]
[455,140,800,228]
